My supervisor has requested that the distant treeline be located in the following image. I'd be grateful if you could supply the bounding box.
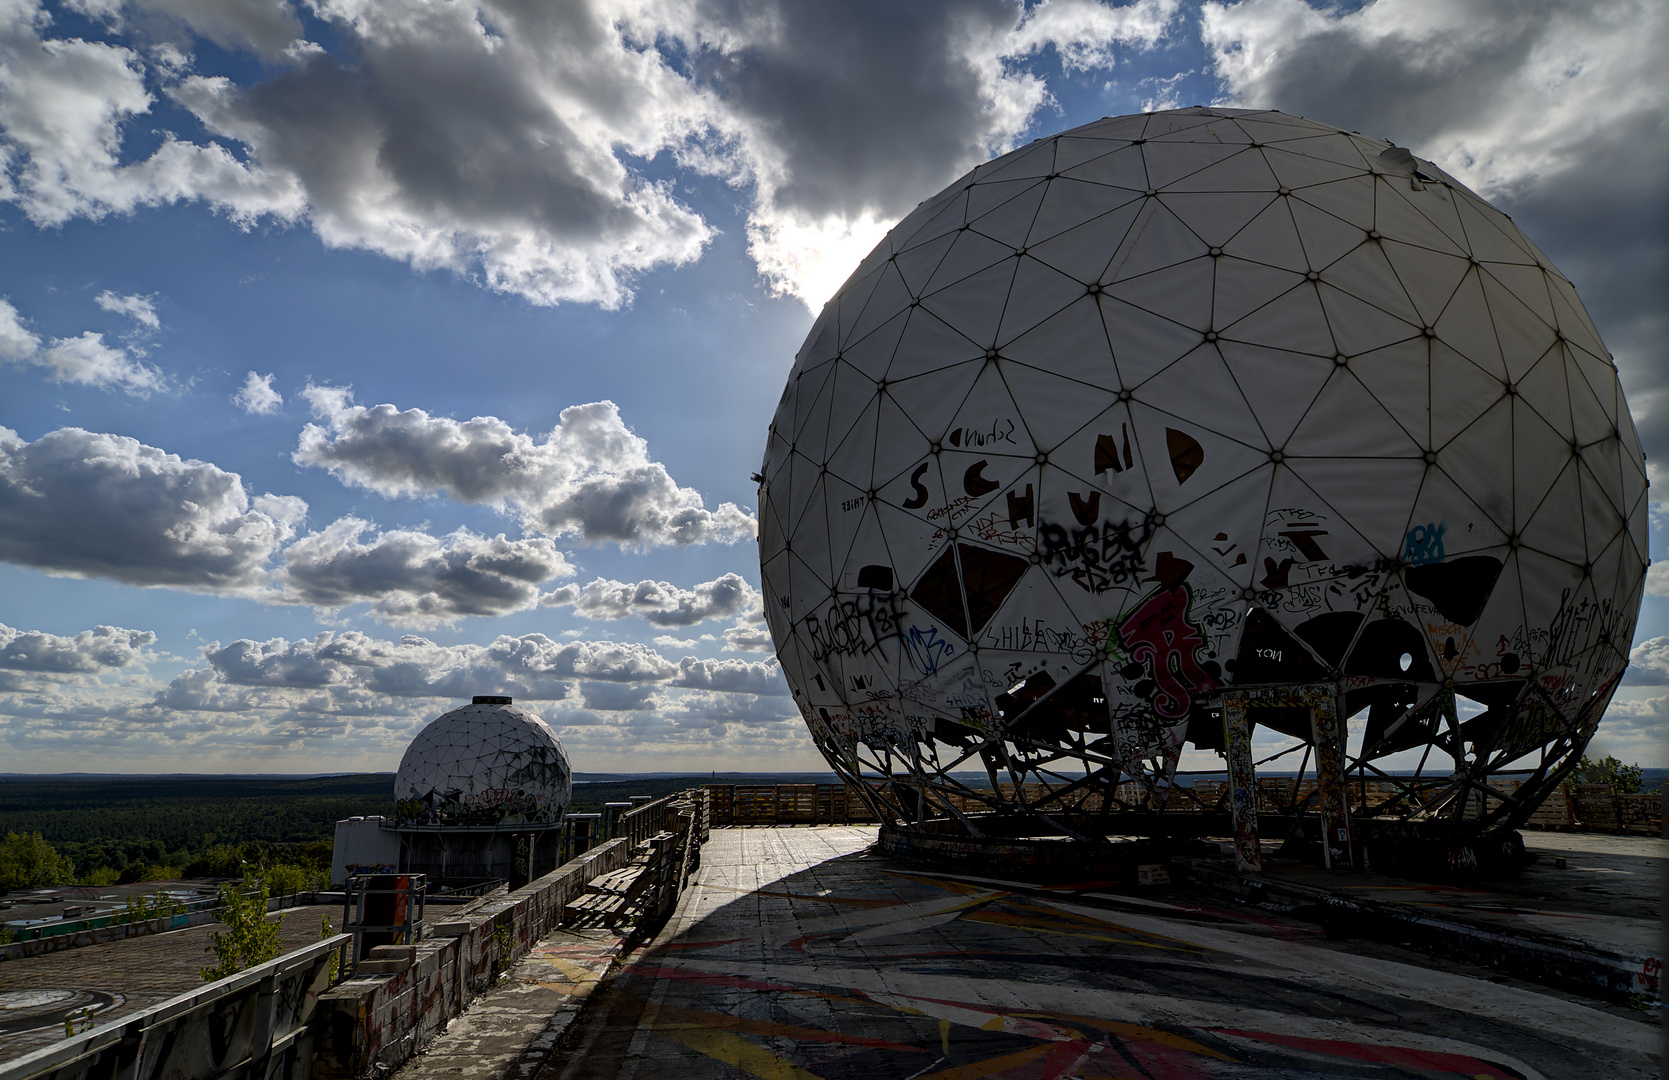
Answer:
[0,773,397,882]
[0,773,762,884]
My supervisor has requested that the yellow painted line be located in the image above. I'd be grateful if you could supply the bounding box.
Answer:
[538,956,602,982]
[916,1042,1055,1078]
[657,1026,826,1080]
[644,998,928,1054]
[1041,1011,1233,1061]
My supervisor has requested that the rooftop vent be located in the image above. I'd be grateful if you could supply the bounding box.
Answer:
[472,695,513,705]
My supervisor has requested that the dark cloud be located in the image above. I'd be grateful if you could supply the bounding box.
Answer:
[275,518,573,626]
[1,0,1180,306]
[0,426,304,592]
[1201,0,1668,459]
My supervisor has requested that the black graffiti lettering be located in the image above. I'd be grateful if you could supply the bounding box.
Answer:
[1007,484,1035,528]
[903,462,930,509]
[964,459,1000,497]
[1069,490,1101,526]
[1037,516,1150,594]
[806,591,907,662]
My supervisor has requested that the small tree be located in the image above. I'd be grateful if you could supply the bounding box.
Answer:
[264,863,318,898]
[1575,755,1643,794]
[200,874,282,981]
[0,832,74,893]
[118,889,185,926]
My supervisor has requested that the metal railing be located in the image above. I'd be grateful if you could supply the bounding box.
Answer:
[340,874,425,971]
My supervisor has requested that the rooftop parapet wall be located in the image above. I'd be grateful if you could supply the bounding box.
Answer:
[311,839,629,1080]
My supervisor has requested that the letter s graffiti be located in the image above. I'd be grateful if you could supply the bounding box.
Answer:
[903,462,931,510]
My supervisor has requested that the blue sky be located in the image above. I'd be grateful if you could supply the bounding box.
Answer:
[0,0,1663,773]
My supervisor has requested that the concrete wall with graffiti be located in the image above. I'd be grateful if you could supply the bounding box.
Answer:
[757,107,1647,841]
[0,936,341,1080]
[311,839,628,1080]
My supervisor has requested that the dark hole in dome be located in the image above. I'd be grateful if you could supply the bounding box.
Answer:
[1455,681,1532,756]
[856,564,894,590]
[911,544,1029,639]
[1345,619,1436,681]
[933,715,984,748]
[1185,703,1225,751]
[910,548,968,637]
[1231,608,1328,684]
[1294,610,1365,668]
[960,544,1030,634]
[996,670,1105,744]
[1165,427,1204,484]
[1358,685,1440,755]
[1404,555,1503,626]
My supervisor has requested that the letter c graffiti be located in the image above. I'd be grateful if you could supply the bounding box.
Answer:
[964,459,1000,497]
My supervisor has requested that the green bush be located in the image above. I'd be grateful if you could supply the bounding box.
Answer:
[116,889,185,926]
[1575,755,1643,794]
[201,876,281,981]
[263,863,319,897]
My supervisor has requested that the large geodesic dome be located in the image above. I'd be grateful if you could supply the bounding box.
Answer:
[394,697,572,827]
[758,107,1647,848]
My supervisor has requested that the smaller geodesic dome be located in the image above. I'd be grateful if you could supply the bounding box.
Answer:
[394,696,572,828]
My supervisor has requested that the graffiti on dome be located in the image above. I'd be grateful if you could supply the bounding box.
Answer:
[1038,514,1151,595]
[1403,521,1446,565]
[805,591,906,663]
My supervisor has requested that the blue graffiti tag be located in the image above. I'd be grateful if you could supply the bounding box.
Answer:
[901,624,956,675]
[1403,522,1446,566]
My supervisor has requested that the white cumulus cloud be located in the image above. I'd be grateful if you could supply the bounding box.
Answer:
[0,298,165,393]
[0,425,304,592]
[540,572,758,627]
[671,655,787,696]
[93,289,159,330]
[293,388,755,548]
[0,621,156,674]
[233,370,283,414]
[1625,637,1669,686]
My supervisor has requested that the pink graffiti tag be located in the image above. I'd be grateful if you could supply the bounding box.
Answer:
[1118,584,1219,720]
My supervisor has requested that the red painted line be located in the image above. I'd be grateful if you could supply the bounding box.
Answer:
[1211,1028,1527,1076]
[619,964,874,1006]
[654,938,750,950]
